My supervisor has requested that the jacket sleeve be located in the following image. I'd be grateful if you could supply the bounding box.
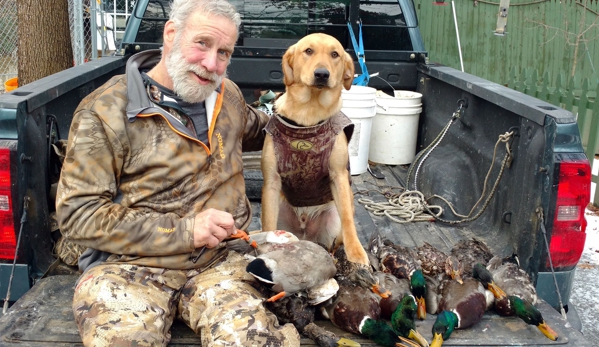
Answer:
[227,81,269,152]
[55,88,195,257]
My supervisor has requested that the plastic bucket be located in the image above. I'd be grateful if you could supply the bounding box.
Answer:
[368,91,423,165]
[341,85,377,175]
[4,78,18,92]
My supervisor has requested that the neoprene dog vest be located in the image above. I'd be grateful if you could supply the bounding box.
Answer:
[264,112,354,207]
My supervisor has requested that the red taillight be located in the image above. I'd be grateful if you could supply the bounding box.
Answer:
[546,157,591,269]
[0,148,16,260]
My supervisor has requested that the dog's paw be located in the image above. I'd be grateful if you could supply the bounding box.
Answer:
[345,246,370,266]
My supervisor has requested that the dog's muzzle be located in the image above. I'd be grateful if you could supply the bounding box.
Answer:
[313,68,330,87]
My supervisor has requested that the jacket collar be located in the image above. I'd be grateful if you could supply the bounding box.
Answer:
[125,49,221,126]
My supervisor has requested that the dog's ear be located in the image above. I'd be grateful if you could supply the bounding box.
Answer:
[282,44,296,86]
[342,52,355,90]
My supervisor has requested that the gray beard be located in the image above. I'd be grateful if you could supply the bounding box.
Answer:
[165,43,225,103]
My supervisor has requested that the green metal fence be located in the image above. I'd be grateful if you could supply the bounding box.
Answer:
[414,0,599,86]
[507,67,599,206]
[414,0,599,206]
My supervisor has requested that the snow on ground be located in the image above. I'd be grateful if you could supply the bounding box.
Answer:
[569,157,599,344]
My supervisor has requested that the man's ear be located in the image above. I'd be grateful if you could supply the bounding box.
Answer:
[282,44,296,86]
[164,20,177,46]
[342,52,355,90]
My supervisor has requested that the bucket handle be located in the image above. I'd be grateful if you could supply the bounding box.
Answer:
[375,99,390,112]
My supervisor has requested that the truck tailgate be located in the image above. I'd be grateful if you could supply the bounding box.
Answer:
[0,164,591,346]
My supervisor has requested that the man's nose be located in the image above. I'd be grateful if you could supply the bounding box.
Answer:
[201,50,218,73]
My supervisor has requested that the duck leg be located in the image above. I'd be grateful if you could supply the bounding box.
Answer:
[303,322,360,347]
[266,291,287,302]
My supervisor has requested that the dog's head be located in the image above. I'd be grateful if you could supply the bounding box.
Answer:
[282,33,354,91]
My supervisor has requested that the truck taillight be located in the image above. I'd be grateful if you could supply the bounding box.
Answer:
[547,157,591,269]
[0,148,16,260]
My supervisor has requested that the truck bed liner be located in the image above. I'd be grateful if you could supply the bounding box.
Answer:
[0,165,591,346]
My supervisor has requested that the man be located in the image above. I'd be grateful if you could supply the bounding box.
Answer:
[55,0,300,346]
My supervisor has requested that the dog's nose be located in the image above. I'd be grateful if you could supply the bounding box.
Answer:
[314,68,330,82]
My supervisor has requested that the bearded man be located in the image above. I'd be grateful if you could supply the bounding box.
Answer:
[55,0,300,346]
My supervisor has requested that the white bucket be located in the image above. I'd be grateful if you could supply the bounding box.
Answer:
[341,86,377,175]
[368,91,423,165]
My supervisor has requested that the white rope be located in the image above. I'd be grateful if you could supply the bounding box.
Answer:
[358,190,443,223]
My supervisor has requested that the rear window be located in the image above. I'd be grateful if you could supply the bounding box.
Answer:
[133,0,413,51]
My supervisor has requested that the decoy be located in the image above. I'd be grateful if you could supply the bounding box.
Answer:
[472,263,558,341]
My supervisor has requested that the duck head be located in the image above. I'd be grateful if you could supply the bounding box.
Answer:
[431,310,459,347]
[472,263,507,299]
[360,318,402,347]
[510,296,558,341]
[350,267,391,298]
[391,295,429,347]
[444,255,463,284]
[409,269,427,319]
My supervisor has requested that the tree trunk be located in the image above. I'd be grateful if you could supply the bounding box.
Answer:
[17,0,73,86]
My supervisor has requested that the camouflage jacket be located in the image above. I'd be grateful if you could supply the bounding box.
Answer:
[56,50,269,271]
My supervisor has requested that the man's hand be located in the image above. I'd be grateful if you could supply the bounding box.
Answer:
[193,209,237,249]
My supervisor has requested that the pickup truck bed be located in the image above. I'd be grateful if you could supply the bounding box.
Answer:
[0,164,590,346]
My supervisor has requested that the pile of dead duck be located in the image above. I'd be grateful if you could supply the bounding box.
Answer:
[241,230,558,347]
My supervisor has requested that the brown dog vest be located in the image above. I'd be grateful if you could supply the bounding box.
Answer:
[264,112,354,207]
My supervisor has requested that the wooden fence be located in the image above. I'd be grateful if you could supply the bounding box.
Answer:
[507,67,599,206]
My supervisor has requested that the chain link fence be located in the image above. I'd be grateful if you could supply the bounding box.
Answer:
[0,0,17,92]
[1,0,133,92]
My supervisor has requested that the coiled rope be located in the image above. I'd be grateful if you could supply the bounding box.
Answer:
[358,102,515,225]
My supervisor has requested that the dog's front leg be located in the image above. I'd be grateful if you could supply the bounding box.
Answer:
[329,135,370,266]
[261,135,282,231]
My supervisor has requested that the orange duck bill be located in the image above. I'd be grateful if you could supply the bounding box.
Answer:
[537,321,558,341]
[372,284,391,298]
[416,296,426,320]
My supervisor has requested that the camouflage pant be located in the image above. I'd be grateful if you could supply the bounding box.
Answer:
[73,251,300,347]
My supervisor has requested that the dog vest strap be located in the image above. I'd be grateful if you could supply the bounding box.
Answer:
[347,21,369,86]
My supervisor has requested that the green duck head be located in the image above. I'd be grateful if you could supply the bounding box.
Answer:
[509,296,558,341]
[431,310,459,347]
[360,318,400,347]
[410,269,427,319]
[391,295,429,347]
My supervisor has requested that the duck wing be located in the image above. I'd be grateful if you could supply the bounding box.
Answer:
[438,278,487,329]
[375,272,411,319]
[321,280,382,335]
[488,257,537,304]
[416,242,449,278]
[379,241,421,280]
[450,238,494,276]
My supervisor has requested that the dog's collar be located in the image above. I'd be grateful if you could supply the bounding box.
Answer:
[277,114,326,128]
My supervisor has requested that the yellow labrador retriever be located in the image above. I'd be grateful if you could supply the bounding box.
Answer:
[261,33,369,266]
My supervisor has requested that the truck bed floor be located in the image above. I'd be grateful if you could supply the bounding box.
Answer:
[0,165,591,346]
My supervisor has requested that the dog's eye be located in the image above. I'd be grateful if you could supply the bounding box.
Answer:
[305,48,313,55]
[331,52,339,58]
